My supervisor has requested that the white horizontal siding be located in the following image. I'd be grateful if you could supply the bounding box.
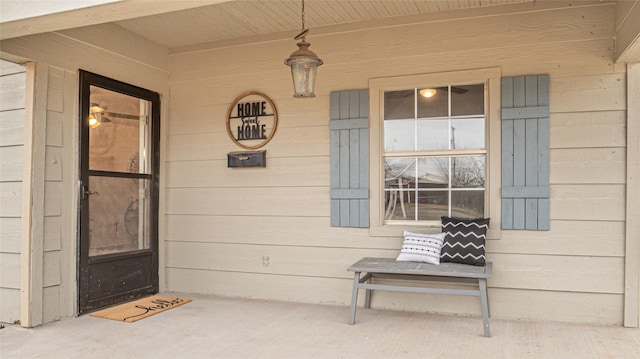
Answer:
[0,60,25,324]
[165,2,626,325]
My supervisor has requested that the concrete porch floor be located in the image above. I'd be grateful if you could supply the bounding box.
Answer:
[1,293,639,358]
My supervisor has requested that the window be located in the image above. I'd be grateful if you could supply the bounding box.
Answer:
[369,68,502,234]
[383,84,485,222]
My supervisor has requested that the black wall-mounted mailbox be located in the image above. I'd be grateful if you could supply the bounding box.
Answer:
[227,150,266,168]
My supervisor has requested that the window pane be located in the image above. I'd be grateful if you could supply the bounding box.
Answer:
[417,119,449,150]
[416,157,448,188]
[384,90,414,120]
[417,88,448,118]
[452,156,485,188]
[385,158,416,190]
[384,119,415,152]
[89,86,152,174]
[417,190,449,221]
[451,84,484,117]
[382,81,488,223]
[385,190,414,220]
[451,118,484,149]
[88,176,151,256]
[451,190,484,218]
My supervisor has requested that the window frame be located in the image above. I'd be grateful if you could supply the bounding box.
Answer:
[369,68,502,238]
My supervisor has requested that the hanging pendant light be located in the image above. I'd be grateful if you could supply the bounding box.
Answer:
[284,0,323,98]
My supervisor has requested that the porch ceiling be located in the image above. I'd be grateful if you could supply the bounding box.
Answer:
[114,0,531,49]
[1,0,531,49]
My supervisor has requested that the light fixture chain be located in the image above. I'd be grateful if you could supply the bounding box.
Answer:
[301,0,306,32]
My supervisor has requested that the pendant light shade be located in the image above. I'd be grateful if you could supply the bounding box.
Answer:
[284,0,323,98]
[284,40,323,98]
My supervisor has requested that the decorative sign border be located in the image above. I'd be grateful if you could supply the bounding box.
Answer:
[226,91,278,150]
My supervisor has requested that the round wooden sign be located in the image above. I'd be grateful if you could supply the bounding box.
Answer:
[226,91,278,150]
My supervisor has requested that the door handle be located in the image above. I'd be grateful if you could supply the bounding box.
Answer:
[81,183,99,199]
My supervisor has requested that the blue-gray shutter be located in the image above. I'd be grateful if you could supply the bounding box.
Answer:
[330,89,369,227]
[501,75,550,230]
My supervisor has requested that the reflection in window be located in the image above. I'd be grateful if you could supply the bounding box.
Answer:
[88,176,151,256]
[87,85,153,256]
[383,84,486,222]
[89,86,151,174]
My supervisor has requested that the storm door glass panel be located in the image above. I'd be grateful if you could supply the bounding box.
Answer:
[88,86,152,256]
[89,86,150,174]
[88,176,150,256]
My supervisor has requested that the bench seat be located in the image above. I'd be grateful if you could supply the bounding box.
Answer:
[347,257,493,337]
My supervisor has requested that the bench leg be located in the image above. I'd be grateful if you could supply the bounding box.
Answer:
[348,271,360,325]
[364,276,372,309]
[479,278,491,337]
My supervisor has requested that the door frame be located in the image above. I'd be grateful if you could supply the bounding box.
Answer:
[77,70,161,313]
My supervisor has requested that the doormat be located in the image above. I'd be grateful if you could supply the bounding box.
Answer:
[89,295,191,323]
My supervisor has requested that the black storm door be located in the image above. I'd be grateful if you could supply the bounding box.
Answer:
[78,71,160,313]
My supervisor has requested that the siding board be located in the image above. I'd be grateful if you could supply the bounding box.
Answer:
[43,251,61,288]
[0,288,20,324]
[167,157,329,189]
[551,147,625,184]
[166,268,356,304]
[168,125,330,161]
[552,73,626,113]
[0,146,24,182]
[45,111,63,147]
[0,72,26,111]
[0,218,21,253]
[0,253,20,289]
[0,109,25,146]
[493,220,625,257]
[167,187,329,217]
[490,254,624,294]
[43,216,62,252]
[44,147,62,181]
[550,111,626,149]
[42,286,60,323]
[0,60,24,76]
[166,241,393,279]
[166,215,384,248]
[0,182,22,217]
[551,184,626,221]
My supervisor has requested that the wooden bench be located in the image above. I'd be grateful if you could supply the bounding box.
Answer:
[347,257,493,337]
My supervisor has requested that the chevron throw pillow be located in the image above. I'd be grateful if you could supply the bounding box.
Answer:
[396,231,447,265]
[440,216,490,266]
